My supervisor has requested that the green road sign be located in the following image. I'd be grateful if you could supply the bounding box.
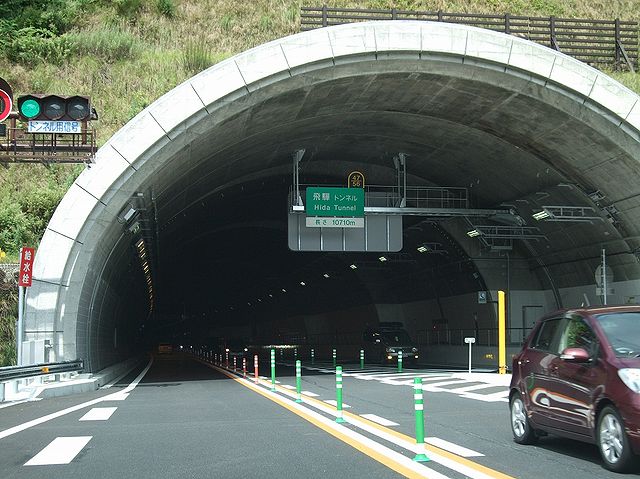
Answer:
[306,187,364,217]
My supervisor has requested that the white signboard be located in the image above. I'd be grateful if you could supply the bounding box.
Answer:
[28,120,81,134]
[305,217,364,228]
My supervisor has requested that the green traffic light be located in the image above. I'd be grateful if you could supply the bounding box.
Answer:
[20,98,40,119]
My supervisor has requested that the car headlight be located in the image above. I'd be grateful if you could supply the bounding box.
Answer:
[618,369,640,393]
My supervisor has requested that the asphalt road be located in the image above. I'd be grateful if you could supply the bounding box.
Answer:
[1,353,638,478]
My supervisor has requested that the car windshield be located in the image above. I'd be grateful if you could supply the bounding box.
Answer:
[595,312,640,357]
[379,330,412,344]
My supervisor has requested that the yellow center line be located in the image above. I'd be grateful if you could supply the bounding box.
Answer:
[204,360,516,479]
[206,361,437,479]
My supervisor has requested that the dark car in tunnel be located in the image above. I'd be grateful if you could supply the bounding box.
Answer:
[509,305,640,472]
[362,322,419,365]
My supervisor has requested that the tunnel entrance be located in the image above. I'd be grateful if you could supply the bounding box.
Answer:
[24,21,640,371]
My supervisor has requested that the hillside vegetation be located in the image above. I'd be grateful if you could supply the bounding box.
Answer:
[0,0,638,365]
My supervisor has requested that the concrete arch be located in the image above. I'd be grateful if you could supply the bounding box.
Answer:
[25,21,640,369]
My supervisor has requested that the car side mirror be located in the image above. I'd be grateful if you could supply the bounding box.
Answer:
[560,347,590,362]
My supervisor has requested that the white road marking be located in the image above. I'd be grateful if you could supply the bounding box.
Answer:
[281,385,296,390]
[25,436,92,466]
[79,407,117,421]
[324,400,351,408]
[0,357,153,440]
[360,414,399,426]
[426,437,484,457]
[301,391,319,397]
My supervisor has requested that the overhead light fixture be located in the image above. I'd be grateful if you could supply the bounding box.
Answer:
[323,273,330,278]
[417,245,429,253]
[466,229,480,238]
[378,256,387,262]
[281,288,287,293]
[532,209,551,220]
[300,281,306,286]
[350,264,357,269]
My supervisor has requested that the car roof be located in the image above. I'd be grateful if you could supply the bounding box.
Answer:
[540,305,640,320]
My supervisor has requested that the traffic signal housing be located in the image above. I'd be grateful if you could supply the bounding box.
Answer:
[17,94,92,121]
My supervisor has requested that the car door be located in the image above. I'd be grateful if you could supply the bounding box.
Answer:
[547,316,604,436]
[520,317,564,427]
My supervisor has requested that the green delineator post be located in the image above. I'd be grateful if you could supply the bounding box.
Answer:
[413,377,430,462]
[270,349,276,392]
[360,349,365,369]
[398,350,403,372]
[332,348,337,367]
[335,365,346,423]
[295,360,302,403]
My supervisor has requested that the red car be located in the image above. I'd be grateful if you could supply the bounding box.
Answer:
[509,305,640,472]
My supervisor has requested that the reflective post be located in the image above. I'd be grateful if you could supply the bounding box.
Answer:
[294,348,297,362]
[335,365,346,423]
[332,348,337,368]
[254,354,259,383]
[360,349,364,369]
[398,350,403,372]
[242,357,247,377]
[413,378,430,462]
[270,349,276,391]
[225,350,229,368]
[311,348,315,365]
[233,357,237,371]
[295,360,302,403]
[498,290,506,374]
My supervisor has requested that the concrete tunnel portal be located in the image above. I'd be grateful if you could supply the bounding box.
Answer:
[24,21,640,372]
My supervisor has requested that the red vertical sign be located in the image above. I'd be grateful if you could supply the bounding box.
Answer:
[18,247,35,287]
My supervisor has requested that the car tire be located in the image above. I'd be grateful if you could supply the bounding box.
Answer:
[510,392,537,445]
[597,405,635,472]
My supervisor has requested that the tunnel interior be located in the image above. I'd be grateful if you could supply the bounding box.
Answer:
[26,23,640,371]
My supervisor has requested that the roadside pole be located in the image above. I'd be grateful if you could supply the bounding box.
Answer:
[332,348,337,368]
[498,290,506,374]
[335,365,346,423]
[398,350,403,372]
[413,378,430,462]
[465,337,475,374]
[311,348,315,365]
[254,354,259,383]
[17,285,23,365]
[295,360,302,403]
[360,349,364,369]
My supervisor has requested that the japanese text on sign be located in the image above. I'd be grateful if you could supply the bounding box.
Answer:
[28,120,81,134]
[305,187,364,217]
[18,247,35,287]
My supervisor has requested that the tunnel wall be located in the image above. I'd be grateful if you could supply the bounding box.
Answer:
[24,21,640,370]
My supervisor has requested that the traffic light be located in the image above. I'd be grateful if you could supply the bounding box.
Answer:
[0,77,12,122]
[17,94,92,121]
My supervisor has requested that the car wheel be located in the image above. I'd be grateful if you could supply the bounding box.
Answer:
[597,406,635,472]
[510,392,537,444]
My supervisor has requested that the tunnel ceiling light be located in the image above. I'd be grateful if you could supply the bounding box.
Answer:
[532,209,552,220]
[281,288,287,293]
[300,281,306,286]
[417,245,429,253]
[350,264,357,269]
[466,229,481,237]
[268,293,273,298]
[123,207,137,222]
[323,273,330,278]
[378,256,387,262]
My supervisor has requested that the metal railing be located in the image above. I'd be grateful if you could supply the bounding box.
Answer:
[0,360,84,382]
[301,6,638,71]
[418,327,533,347]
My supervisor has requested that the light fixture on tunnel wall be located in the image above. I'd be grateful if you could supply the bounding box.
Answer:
[378,256,387,262]
[466,229,481,238]
[532,209,552,220]
[281,288,287,293]
[323,273,330,278]
[350,264,357,269]
[118,204,138,224]
[300,281,306,286]
[417,245,430,253]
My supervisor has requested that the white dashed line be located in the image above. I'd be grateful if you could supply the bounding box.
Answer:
[25,436,92,466]
[79,407,117,421]
[360,414,399,426]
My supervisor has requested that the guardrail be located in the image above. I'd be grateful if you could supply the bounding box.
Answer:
[301,6,638,71]
[0,360,84,382]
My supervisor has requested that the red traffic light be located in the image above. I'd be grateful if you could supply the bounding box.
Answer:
[17,94,92,121]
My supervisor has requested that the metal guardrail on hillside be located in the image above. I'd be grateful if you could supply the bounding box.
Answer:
[301,6,638,72]
[0,360,84,382]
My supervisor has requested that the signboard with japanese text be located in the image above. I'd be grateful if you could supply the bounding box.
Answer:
[28,120,82,134]
[305,217,364,228]
[18,247,35,287]
[305,187,364,217]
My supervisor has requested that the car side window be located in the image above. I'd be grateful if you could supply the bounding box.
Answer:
[531,318,563,353]
[561,317,598,357]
